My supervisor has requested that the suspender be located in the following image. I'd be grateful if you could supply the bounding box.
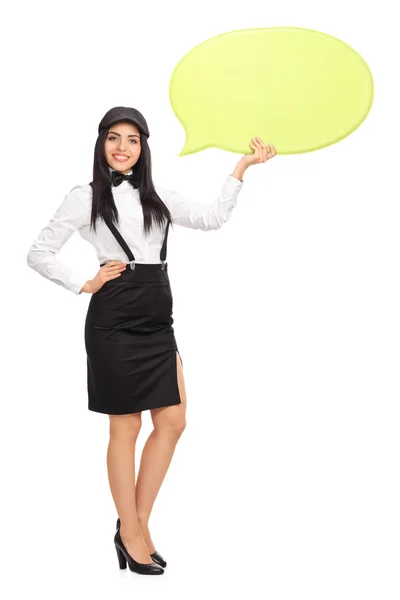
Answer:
[160,219,170,263]
[103,214,170,270]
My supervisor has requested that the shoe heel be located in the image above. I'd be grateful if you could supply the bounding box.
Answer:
[115,545,127,569]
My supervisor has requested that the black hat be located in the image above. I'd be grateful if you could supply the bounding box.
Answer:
[98,106,150,138]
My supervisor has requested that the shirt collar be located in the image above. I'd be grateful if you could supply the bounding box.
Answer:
[108,166,133,176]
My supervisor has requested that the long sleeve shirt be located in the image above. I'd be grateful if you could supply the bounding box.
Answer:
[26,168,244,295]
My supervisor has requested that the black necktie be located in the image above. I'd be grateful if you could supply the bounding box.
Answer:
[111,170,139,188]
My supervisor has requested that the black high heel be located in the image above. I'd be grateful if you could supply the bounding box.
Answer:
[114,528,164,575]
[116,518,167,568]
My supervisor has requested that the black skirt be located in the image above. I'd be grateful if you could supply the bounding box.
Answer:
[84,262,182,415]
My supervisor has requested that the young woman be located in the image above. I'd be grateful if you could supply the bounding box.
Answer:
[27,106,276,576]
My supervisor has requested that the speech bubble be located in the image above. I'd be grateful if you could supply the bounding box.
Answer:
[169,27,374,156]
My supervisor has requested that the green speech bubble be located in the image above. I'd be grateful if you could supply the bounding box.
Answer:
[169,27,374,156]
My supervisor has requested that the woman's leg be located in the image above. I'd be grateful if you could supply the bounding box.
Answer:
[135,351,187,553]
[107,411,153,563]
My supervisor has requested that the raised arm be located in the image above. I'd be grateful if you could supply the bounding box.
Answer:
[158,174,244,231]
[158,137,276,230]
[26,184,91,295]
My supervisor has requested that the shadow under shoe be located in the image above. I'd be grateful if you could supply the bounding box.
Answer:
[116,517,167,568]
[114,528,164,575]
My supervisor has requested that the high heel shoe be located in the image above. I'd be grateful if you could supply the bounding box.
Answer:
[114,528,164,575]
[116,518,167,568]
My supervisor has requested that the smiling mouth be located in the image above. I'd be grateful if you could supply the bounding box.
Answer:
[112,154,130,161]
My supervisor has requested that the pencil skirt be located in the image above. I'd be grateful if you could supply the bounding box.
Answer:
[84,263,182,415]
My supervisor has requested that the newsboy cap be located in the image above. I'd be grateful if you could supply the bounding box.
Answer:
[98,106,150,138]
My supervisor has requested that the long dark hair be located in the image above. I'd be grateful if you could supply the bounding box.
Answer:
[88,127,173,235]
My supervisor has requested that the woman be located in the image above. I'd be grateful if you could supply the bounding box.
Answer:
[27,106,276,576]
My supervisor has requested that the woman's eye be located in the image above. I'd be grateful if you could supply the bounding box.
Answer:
[108,136,137,144]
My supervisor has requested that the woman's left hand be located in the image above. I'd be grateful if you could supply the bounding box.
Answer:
[231,137,277,182]
[241,137,276,167]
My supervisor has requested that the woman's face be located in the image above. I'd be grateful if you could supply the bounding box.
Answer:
[104,121,141,175]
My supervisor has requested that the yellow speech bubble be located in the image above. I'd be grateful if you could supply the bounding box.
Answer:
[169,27,374,156]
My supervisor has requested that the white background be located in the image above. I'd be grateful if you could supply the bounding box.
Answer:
[1,0,399,598]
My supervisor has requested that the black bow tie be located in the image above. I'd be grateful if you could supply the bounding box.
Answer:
[111,170,139,188]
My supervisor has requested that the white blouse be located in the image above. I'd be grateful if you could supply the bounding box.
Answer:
[27,168,244,295]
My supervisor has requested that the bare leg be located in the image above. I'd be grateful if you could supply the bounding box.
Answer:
[107,412,153,563]
[136,351,187,553]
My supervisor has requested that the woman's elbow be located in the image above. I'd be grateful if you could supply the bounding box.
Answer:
[201,210,229,231]
[26,247,42,270]
[26,248,35,268]
[207,211,233,231]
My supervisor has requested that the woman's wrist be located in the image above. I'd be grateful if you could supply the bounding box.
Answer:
[81,280,93,294]
[231,157,248,182]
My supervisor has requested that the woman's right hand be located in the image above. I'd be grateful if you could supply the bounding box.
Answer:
[81,260,127,294]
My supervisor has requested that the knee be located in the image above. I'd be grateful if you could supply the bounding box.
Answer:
[156,415,186,440]
[173,417,186,438]
[109,413,142,442]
